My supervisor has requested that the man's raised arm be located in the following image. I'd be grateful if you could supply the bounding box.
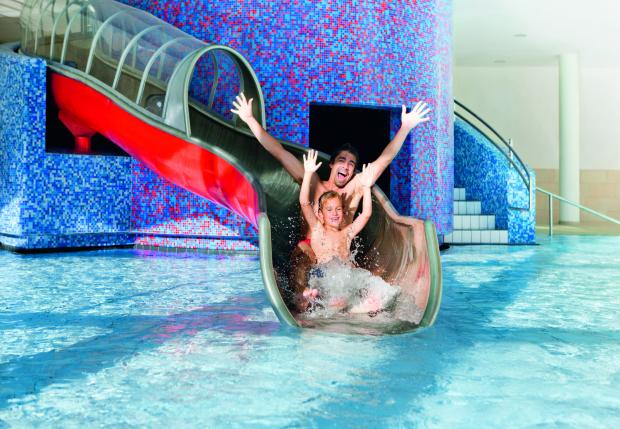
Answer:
[231,93,305,183]
[368,101,431,183]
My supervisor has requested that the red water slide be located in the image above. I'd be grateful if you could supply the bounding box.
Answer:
[51,72,262,228]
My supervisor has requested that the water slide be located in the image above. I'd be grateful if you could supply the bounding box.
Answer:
[17,0,442,333]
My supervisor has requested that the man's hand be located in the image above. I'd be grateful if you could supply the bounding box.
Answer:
[231,92,254,123]
[401,101,431,131]
[303,149,323,174]
[357,163,376,188]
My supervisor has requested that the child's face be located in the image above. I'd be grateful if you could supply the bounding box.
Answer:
[319,197,344,228]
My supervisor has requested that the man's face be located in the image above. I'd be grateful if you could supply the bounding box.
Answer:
[329,151,357,188]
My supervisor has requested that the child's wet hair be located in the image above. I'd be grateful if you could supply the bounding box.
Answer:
[318,190,343,210]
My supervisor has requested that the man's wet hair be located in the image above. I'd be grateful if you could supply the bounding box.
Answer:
[329,143,360,167]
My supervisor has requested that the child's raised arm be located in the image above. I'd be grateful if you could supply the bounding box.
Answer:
[349,164,375,237]
[299,149,322,228]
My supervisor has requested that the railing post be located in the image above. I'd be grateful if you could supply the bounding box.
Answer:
[548,194,553,236]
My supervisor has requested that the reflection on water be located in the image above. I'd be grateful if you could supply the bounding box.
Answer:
[0,236,619,427]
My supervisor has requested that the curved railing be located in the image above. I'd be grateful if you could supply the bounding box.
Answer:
[19,0,265,134]
[454,99,532,209]
[456,100,620,233]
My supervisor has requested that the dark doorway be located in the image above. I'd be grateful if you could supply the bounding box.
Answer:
[309,104,391,198]
[45,75,129,157]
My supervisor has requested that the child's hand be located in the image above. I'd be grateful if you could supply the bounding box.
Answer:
[230,92,254,122]
[302,288,319,300]
[303,149,322,174]
[357,163,376,188]
[297,288,319,312]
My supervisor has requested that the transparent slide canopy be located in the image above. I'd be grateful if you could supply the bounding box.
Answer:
[20,0,265,135]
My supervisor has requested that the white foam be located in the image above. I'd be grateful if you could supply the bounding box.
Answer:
[303,259,423,324]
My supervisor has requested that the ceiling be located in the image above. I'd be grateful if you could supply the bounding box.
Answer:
[454,0,620,67]
[3,0,619,67]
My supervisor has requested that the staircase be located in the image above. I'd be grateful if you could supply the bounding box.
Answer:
[444,187,509,244]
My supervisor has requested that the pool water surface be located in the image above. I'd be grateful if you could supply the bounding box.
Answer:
[1,235,619,427]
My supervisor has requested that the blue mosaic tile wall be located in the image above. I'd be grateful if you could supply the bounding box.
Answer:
[0,50,39,239]
[131,160,258,251]
[454,119,509,229]
[0,49,134,250]
[454,118,536,244]
[508,168,536,244]
[390,110,412,214]
[121,0,454,234]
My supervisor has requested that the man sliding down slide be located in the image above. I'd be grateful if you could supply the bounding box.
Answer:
[231,94,431,311]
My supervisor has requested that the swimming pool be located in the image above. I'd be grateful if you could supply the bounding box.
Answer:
[1,235,619,427]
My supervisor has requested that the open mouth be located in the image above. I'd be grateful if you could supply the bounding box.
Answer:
[337,171,347,181]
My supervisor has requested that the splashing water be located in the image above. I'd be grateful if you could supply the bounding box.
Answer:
[300,259,424,324]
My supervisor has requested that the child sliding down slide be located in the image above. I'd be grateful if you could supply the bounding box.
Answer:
[298,150,400,315]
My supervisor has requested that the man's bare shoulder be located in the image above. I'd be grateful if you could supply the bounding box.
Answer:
[316,180,330,193]
[311,179,329,199]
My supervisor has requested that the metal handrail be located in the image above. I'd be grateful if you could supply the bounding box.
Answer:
[454,110,531,194]
[454,101,620,235]
[454,100,514,154]
[454,100,532,210]
[536,187,620,236]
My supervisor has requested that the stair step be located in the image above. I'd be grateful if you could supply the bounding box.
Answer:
[445,230,508,244]
[454,200,481,215]
[453,215,495,230]
[453,188,466,201]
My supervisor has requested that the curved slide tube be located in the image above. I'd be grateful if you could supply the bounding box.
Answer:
[50,70,442,333]
[15,0,442,333]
